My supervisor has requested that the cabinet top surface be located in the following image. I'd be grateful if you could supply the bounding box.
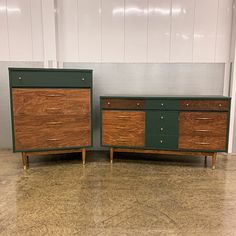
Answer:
[9,67,93,73]
[101,95,230,100]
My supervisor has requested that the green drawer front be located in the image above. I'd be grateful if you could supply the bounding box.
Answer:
[146,99,179,110]
[146,135,178,149]
[10,70,92,88]
[146,111,179,136]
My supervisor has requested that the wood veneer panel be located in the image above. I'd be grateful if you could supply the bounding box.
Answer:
[102,110,145,147]
[180,100,229,111]
[12,88,91,116]
[101,98,145,109]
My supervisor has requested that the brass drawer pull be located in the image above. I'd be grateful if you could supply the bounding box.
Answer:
[218,103,222,107]
[137,103,140,106]
[46,108,61,110]
[195,142,210,145]
[161,103,164,106]
[117,116,129,118]
[195,130,211,132]
[195,118,213,120]
[160,140,163,144]
[47,138,60,141]
[160,128,164,131]
[160,116,164,120]
[46,121,62,125]
[45,94,65,97]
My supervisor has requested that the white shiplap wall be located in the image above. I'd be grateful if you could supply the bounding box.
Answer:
[0,0,233,63]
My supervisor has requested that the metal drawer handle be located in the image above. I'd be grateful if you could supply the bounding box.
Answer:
[195,142,210,145]
[45,94,65,97]
[47,138,60,141]
[195,118,213,120]
[160,128,164,131]
[161,103,164,106]
[195,129,211,132]
[137,103,140,106]
[160,140,163,144]
[107,102,111,105]
[160,116,164,120]
[82,78,85,81]
[117,116,129,118]
[218,103,222,107]
[46,108,62,111]
[186,103,189,107]
[18,77,22,80]
[46,121,62,125]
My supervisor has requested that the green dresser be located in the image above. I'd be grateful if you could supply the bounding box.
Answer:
[9,68,93,169]
[100,96,231,169]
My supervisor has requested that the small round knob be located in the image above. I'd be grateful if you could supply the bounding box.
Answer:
[82,78,85,81]
[18,77,22,80]
[161,103,164,106]
[219,103,222,107]
[160,140,163,144]
[137,103,140,106]
[160,116,164,120]
[160,128,164,131]
[107,102,110,105]
[186,103,189,107]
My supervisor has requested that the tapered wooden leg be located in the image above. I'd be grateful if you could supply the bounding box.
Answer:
[110,147,113,163]
[22,152,29,170]
[82,148,86,165]
[212,153,217,170]
[204,156,207,166]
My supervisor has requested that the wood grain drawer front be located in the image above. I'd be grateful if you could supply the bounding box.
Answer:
[14,115,91,150]
[180,100,229,111]
[101,98,144,109]
[12,88,91,116]
[102,110,145,147]
[179,136,226,151]
[179,112,228,137]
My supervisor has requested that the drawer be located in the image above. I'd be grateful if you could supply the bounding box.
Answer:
[14,115,91,151]
[146,111,179,136]
[101,98,145,109]
[12,88,91,116]
[146,135,178,149]
[10,69,92,88]
[102,110,145,147]
[179,112,228,137]
[179,135,226,151]
[146,100,179,110]
[180,100,229,111]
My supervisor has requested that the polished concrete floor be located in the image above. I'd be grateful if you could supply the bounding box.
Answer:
[1,150,236,236]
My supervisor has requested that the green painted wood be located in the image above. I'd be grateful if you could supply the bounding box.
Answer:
[146,99,179,110]
[145,111,179,149]
[9,68,92,88]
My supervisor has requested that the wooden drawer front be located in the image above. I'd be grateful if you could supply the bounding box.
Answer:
[179,112,228,137]
[179,136,226,151]
[102,110,145,147]
[10,69,92,88]
[101,98,145,109]
[180,100,229,111]
[13,88,91,116]
[146,100,179,110]
[14,115,91,150]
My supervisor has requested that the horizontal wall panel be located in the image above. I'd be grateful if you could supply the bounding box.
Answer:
[125,0,148,62]
[193,0,218,62]
[215,0,233,62]
[101,0,124,62]
[57,0,78,62]
[78,0,101,62]
[170,0,195,62]
[148,0,171,63]
[0,0,9,61]
[7,0,33,61]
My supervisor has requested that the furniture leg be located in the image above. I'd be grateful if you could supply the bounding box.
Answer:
[110,147,113,163]
[21,152,29,170]
[82,148,86,165]
[212,153,217,170]
[204,156,207,166]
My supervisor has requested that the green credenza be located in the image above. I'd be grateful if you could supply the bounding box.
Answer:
[100,96,231,169]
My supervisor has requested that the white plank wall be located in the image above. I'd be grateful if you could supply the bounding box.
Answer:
[0,0,234,63]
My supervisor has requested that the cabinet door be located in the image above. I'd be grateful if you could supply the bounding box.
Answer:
[102,110,145,147]
[179,112,228,151]
[145,111,179,149]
